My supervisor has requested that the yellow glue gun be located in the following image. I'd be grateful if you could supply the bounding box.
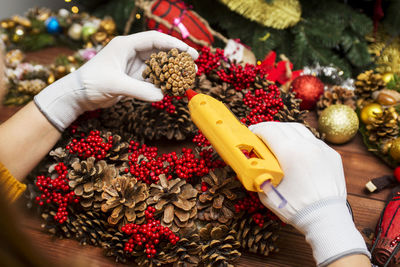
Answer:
[186,89,284,194]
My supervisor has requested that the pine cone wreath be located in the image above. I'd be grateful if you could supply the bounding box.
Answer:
[365,107,400,143]
[316,86,356,116]
[197,167,243,224]
[233,217,280,256]
[41,209,108,246]
[199,223,241,267]
[102,228,130,263]
[158,231,201,267]
[355,70,386,107]
[69,157,117,210]
[147,174,198,233]
[142,48,196,96]
[101,176,148,226]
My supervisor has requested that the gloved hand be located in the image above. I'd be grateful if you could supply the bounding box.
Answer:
[34,31,198,132]
[249,122,370,267]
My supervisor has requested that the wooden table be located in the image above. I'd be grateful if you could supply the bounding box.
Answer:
[0,48,393,267]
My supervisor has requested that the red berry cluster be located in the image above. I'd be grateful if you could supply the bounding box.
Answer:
[66,130,113,160]
[151,95,182,114]
[127,141,211,184]
[192,130,211,147]
[234,192,279,226]
[198,147,226,169]
[241,85,284,125]
[195,47,225,75]
[35,162,79,224]
[122,206,179,258]
[217,63,264,91]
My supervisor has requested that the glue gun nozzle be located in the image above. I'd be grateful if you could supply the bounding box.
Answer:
[186,89,198,100]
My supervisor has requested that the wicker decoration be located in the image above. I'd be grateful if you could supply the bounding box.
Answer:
[316,86,356,116]
[355,70,386,107]
[102,228,130,263]
[365,107,400,143]
[68,157,117,210]
[197,167,242,224]
[199,223,241,267]
[142,48,196,96]
[101,176,149,227]
[147,174,198,233]
[159,231,201,267]
[41,210,108,246]
[234,217,280,256]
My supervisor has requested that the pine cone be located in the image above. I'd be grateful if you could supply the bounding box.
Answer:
[143,48,196,96]
[17,79,47,95]
[197,167,242,224]
[101,176,148,226]
[41,209,108,246]
[233,217,280,256]
[199,223,241,267]
[355,70,385,106]
[147,174,198,233]
[365,107,400,143]
[69,157,117,210]
[316,86,356,116]
[103,132,130,162]
[275,91,307,123]
[158,231,201,267]
[102,228,130,263]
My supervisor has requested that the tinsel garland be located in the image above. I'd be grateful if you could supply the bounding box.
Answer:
[218,0,301,29]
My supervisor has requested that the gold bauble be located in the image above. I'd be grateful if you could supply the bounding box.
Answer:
[47,73,55,84]
[11,15,31,28]
[100,17,116,35]
[318,104,359,144]
[360,103,383,124]
[389,138,400,162]
[382,72,395,84]
[92,31,107,43]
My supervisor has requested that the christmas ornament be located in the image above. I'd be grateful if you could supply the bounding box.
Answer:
[390,138,400,162]
[370,190,400,266]
[373,89,400,106]
[139,0,216,50]
[100,17,116,35]
[259,51,302,85]
[382,72,395,84]
[318,104,359,144]
[68,23,82,40]
[291,75,324,110]
[224,39,256,64]
[82,23,97,40]
[45,17,61,34]
[360,103,384,125]
[219,0,301,29]
[142,48,196,96]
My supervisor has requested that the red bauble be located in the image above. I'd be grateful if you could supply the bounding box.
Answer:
[291,75,324,110]
[147,0,214,50]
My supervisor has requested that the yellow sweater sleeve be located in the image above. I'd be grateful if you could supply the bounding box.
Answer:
[0,161,26,202]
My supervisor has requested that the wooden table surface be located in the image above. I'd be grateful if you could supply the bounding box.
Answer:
[0,47,393,267]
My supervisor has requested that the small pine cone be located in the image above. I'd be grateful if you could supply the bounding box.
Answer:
[197,167,243,224]
[199,223,241,267]
[17,79,47,95]
[101,176,148,226]
[316,86,356,116]
[147,174,198,233]
[103,132,130,162]
[49,147,68,161]
[143,48,196,96]
[100,99,137,131]
[275,91,307,123]
[355,70,385,106]
[365,107,400,143]
[233,217,280,256]
[41,209,108,246]
[69,157,117,210]
[102,228,130,263]
[158,231,201,266]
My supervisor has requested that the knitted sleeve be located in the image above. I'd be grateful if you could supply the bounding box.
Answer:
[0,161,26,202]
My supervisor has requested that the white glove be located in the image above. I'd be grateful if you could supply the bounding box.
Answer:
[249,122,370,267]
[34,31,198,132]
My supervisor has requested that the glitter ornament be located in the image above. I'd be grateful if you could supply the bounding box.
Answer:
[68,23,82,40]
[318,104,359,144]
[389,138,400,162]
[291,75,324,110]
[360,103,384,125]
[45,17,61,34]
